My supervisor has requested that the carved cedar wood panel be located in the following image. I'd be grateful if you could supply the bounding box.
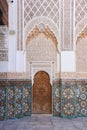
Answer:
[33,71,52,114]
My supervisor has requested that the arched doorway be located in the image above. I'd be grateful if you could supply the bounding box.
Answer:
[33,71,52,114]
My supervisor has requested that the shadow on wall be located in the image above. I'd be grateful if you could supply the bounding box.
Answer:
[0,0,8,25]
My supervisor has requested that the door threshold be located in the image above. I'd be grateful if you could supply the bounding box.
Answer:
[32,114,52,117]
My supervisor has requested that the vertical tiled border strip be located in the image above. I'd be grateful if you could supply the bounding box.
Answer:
[0,81,6,120]
[5,83,8,120]
[53,79,61,116]
[15,85,23,118]
[7,82,16,119]
[23,84,32,116]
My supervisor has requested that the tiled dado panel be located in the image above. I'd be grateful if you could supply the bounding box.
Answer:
[0,80,32,121]
[76,80,87,117]
[61,80,76,118]
[0,79,87,120]
[53,79,87,118]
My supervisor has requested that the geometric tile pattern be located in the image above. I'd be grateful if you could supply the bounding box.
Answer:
[24,0,59,27]
[75,0,87,26]
[76,84,87,117]
[0,79,87,120]
[0,80,32,120]
[53,80,61,116]
[7,86,15,119]
[15,86,23,117]
[23,86,31,116]
[53,79,87,118]
[0,86,6,120]
[61,85,76,118]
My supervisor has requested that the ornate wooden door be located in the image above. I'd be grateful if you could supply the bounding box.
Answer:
[33,71,52,114]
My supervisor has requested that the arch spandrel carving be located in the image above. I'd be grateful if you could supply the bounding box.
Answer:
[76,25,87,44]
[26,26,58,50]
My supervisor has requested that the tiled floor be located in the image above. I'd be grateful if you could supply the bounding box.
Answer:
[0,115,87,130]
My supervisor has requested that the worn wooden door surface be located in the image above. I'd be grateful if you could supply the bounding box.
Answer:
[33,71,52,114]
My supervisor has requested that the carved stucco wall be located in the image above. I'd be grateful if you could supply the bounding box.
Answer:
[76,38,87,72]
[23,0,60,80]
[17,0,23,50]
[24,0,74,51]
[17,0,60,50]
[26,26,58,79]
[24,17,59,51]
[17,0,60,51]
[76,0,87,72]
[75,0,87,41]
[17,0,87,51]
[0,26,8,61]
[76,26,87,72]
[24,0,60,52]
[61,0,74,50]
[24,0,60,28]
[16,0,87,75]
[0,0,8,62]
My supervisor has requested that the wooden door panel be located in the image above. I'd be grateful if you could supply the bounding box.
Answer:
[33,71,52,114]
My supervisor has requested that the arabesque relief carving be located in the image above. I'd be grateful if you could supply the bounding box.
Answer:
[76,25,87,43]
[26,26,58,48]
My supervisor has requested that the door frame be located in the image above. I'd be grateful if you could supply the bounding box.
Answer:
[30,61,54,115]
